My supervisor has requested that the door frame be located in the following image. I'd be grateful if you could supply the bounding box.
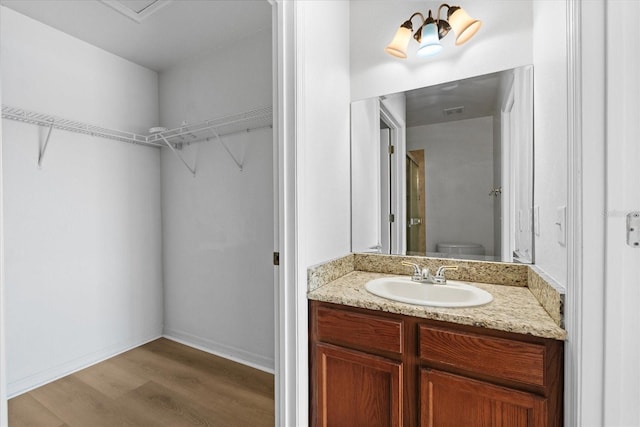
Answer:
[0,4,288,426]
[500,83,515,262]
[270,1,302,425]
[0,38,7,426]
[406,149,426,254]
[379,102,406,256]
[379,125,391,253]
[565,0,607,425]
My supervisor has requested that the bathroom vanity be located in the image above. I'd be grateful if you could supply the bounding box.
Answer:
[307,254,565,427]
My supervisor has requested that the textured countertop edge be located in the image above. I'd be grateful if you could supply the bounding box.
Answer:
[528,267,565,327]
[307,253,355,292]
[307,271,567,341]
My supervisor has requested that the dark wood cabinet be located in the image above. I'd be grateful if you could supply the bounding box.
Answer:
[420,369,547,427]
[309,300,563,427]
[315,343,403,427]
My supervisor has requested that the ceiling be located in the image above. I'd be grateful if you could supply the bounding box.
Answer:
[2,0,503,124]
[404,71,503,128]
[0,0,272,72]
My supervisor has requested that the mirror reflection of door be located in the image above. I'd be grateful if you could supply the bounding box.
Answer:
[406,150,426,254]
[380,121,392,254]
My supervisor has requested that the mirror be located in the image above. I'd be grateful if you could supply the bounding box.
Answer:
[351,66,533,263]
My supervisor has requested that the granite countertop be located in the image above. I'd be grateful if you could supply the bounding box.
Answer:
[307,270,567,341]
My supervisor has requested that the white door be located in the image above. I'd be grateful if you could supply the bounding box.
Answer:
[604,1,640,425]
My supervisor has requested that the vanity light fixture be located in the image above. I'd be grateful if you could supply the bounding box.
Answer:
[385,3,482,59]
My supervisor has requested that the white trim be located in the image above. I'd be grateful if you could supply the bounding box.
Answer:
[379,103,405,255]
[292,1,308,425]
[565,0,606,426]
[162,332,274,374]
[271,0,301,425]
[0,47,7,427]
[501,83,515,262]
[7,333,161,399]
[565,1,583,424]
[99,0,173,24]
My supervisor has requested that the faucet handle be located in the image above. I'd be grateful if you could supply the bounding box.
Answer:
[401,261,421,275]
[435,265,459,277]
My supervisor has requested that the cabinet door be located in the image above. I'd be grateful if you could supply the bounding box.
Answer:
[420,369,547,427]
[314,343,403,427]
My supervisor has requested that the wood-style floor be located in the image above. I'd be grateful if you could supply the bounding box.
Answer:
[8,338,274,427]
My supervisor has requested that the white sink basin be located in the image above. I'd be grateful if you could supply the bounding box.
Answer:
[365,276,493,308]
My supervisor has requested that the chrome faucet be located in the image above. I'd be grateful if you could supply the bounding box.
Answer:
[401,261,433,283]
[402,262,459,284]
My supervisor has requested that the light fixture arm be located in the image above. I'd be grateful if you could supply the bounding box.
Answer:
[435,3,453,39]
[437,3,452,18]
[398,12,426,43]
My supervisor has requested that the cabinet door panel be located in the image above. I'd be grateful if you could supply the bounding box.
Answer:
[315,343,403,427]
[420,369,547,427]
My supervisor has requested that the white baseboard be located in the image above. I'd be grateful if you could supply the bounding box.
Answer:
[7,331,162,398]
[163,329,274,374]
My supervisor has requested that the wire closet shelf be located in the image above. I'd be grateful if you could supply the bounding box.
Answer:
[1,105,273,149]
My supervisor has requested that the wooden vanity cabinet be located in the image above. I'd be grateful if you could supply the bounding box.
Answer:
[309,301,563,427]
[420,369,548,427]
[418,324,563,426]
[309,302,413,427]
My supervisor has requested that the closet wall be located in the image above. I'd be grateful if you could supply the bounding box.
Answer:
[1,4,275,396]
[159,28,274,370]
[1,7,163,396]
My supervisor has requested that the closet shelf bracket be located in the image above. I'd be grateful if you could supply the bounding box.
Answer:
[159,134,196,177]
[211,129,243,171]
[38,121,54,168]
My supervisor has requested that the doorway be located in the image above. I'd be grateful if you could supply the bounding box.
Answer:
[406,150,426,254]
[0,0,276,417]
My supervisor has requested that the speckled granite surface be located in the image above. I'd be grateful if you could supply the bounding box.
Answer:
[308,254,354,292]
[354,253,529,287]
[528,266,565,327]
[307,271,567,341]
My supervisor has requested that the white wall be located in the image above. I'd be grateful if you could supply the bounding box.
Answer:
[407,117,495,255]
[350,0,534,101]
[1,7,162,396]
[532,1,567,284]
[301,1,352,267]
[291,1,352,423]
[351,98,381,252]
[159,28,274,370]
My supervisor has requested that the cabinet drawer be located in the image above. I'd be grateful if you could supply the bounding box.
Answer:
[316,306,403,355]
[419,325,546,387]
